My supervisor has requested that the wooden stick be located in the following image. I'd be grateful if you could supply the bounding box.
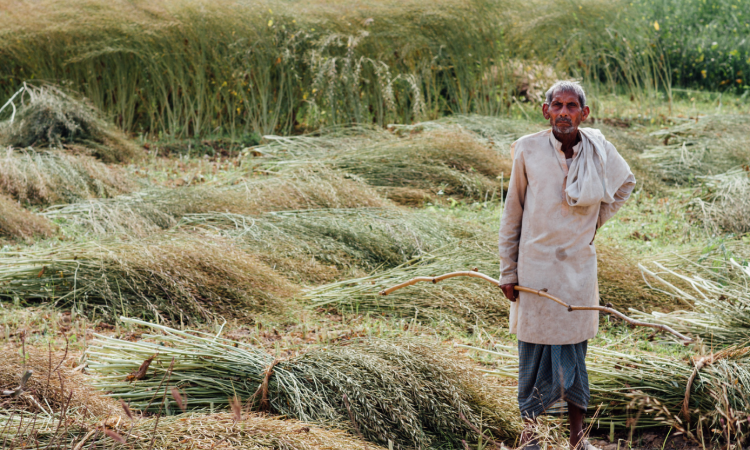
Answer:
[379,270,694,344]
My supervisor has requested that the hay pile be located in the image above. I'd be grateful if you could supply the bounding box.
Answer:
[302,238,667,326]
[596,242,675,311]
[0,411,387,450]
[304,240,508,326]
[691,167,750,235]
[0,148,132,205]
[636,241,750,346]
[256,126,511,204]
[0,85,141,163]
[331,129,510,201]
[0,233,294,323]
[88,318,521,448]
[181,208,482,283]
[0,345,119,418]
[641,115,750,186]
[0,193,55,242]
[43,167,386,237]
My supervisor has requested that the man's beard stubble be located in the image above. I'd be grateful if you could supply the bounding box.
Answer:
[552,119,575,136]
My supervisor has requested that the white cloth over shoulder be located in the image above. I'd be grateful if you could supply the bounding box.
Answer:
[565,128,632,208]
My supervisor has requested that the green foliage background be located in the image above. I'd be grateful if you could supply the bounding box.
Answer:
[0,0,747,138]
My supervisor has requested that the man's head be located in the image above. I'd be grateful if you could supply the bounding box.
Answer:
[542,81,589,138]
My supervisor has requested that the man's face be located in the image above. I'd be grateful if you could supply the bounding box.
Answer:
[542,90,590,137]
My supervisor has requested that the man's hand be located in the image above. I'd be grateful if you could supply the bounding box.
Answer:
[500,283,518,302]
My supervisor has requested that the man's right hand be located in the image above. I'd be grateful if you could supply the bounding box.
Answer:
[500,283,518,302]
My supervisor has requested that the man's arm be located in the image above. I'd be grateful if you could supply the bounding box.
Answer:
[498,143,528,301]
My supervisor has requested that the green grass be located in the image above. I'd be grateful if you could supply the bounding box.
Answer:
[5,0,745,140]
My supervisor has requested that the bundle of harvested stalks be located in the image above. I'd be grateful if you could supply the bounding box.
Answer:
[0,193,55,242]
[388,114,539,156]
[44,167,385,237]
[636,241,750,346]
[181,208,481,277]
[476,343,750,440]
[596,242,675,311]
[0,233,294,322]
[302,238,662,326]
[0,148,132,205]
[641,115,750,186]
[0,345,119,419]
[258,126,511,203]
[0,85,141,163]
[88,318,521,448]
[691,167,750,234]
[331,129,510,200]
[303,240,508,326]
[0,411,387,450]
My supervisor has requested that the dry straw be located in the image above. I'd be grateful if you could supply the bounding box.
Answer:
[0,194,55,242]
[302,237,661,326]
[88,318,521,448]
[691,167,750,235]
[0,411,388,450]
[43,167,386,237]
[636,241,750,346]
[0,233,294,323]
[179,207,481,278]
[0,345,120,419]
[0,85,141,163]
[0,148,132,205]
[641,115,750,186]
[303,240,508,326]
[256,125,511,202]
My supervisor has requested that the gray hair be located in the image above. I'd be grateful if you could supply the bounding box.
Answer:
[544,81,586,108]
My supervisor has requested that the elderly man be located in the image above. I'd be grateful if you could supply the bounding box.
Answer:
[498,81,636,450]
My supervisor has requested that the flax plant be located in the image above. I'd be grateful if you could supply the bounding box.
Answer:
[87,318,521,449]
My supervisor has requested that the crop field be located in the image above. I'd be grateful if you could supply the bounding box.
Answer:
[0,0,749,448]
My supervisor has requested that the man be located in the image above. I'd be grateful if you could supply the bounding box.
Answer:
[498,81,636,450]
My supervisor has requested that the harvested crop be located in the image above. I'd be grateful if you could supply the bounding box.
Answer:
[88,318,522,448]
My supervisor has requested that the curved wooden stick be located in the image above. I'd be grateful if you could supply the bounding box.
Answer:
[379,270,694,344]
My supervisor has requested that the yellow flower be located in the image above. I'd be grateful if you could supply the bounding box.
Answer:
[268,19,273,27]
[701,70,707,78]
[654,21,659,31]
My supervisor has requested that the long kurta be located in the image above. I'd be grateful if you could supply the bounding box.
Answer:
[499,128,635,345]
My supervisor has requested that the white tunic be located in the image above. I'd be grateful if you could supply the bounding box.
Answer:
[499,128,636,345]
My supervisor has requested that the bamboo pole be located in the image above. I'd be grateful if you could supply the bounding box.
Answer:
[379,270,694,344]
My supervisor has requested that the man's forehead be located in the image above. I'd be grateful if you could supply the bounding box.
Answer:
[550,91,580,104]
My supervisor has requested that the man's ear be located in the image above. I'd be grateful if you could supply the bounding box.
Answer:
[542,103,550,120]
[581,105,590,122]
